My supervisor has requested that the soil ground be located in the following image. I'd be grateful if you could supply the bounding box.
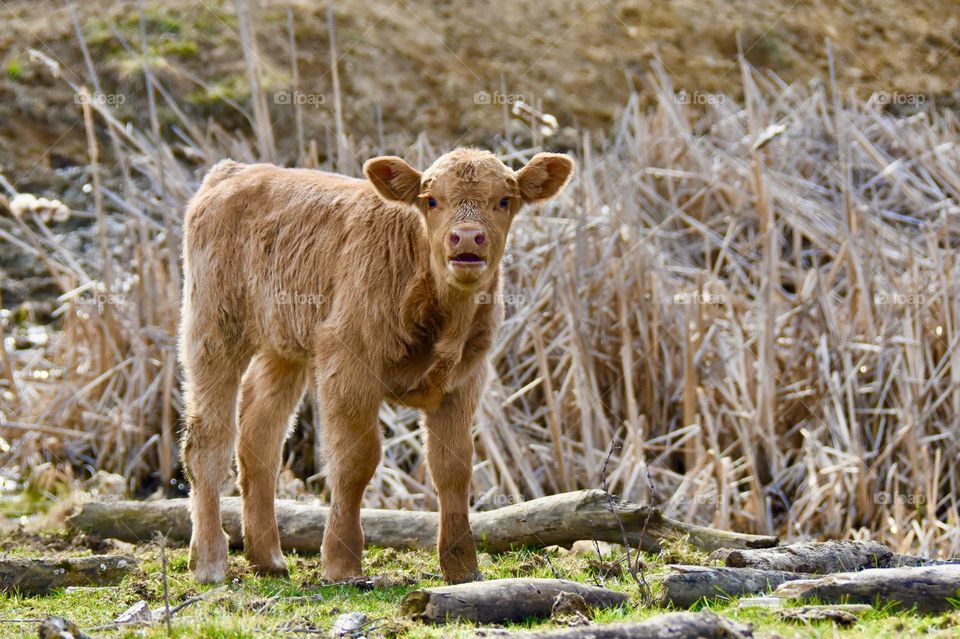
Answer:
[2,0,959,179]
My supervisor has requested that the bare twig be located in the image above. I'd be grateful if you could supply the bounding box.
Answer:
[327,2,349,170]
[601,436,652,602]
[157,533,172,636]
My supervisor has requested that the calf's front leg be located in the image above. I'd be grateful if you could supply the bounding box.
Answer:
[317,370,382,582]
[423,378,482,584]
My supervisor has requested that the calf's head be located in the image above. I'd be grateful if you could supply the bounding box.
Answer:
[364,148,573,291]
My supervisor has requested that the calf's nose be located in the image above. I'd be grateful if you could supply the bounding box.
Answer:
[449,227,486,250]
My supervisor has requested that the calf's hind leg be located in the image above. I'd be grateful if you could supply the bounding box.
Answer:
[181,337,251,584]
[237,353,306,576]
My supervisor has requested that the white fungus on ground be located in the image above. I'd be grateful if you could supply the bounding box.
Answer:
[8,192,70,223]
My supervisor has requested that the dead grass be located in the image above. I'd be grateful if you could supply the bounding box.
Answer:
[2,9,960,565]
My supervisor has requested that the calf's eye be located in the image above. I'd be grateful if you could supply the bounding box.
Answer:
[427,197,438,209]
[498,197,510,209]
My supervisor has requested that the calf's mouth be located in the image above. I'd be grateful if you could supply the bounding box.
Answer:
[448,252,486,268]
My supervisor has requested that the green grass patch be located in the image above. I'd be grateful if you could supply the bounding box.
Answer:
[1,535,958,638]
[0,495,957,637]
[6,58,21,81]
[83,3,235,65]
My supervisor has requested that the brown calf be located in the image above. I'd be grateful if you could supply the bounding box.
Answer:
[178,148,573,584]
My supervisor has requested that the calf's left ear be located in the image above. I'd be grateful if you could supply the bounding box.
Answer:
[516,153,574,204]
[363,156,422,205]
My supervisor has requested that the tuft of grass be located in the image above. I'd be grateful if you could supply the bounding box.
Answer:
[154,37,199,57]
[6,58,21,80]
[0,491,49,519]
[185,74,249,106]
[656,536,712,567]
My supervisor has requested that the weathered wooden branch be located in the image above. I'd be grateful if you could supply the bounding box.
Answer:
[773,565,960,613]
[0,555,137,595]
[659,564,812,607]
[891,554,960,567]
[713,540,894,574]
[400,577,627,624]
[69,490,777,553]
[482,611,754,638]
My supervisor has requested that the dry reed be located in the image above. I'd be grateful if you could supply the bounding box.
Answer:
[2,43,959,559]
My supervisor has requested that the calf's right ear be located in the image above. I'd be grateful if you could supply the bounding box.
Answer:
[516,153,574,204]
[363,156,422,205]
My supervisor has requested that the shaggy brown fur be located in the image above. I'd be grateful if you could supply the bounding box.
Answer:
[178,148,574,584]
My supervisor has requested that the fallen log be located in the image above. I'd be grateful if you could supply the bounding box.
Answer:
[891,553,960,567]
[479,611,754,638]
[0,555,137,595]
[400,578,628,624]
[736,598,873,614]
[69,490,777,554]
[659,564,812,607]
[715,540,894,574]
[773,565,960,613]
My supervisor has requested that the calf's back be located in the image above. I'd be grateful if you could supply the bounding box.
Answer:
[182,160,440,368]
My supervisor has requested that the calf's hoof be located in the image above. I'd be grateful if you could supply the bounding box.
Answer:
[191,559,228,584]
[248,553,290,578]
[444,567,482,585]
[440,536,480,584]
[189,532,229,584]
[322,559,363,582]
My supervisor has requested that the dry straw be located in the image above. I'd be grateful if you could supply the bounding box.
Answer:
[2,46,959,558]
